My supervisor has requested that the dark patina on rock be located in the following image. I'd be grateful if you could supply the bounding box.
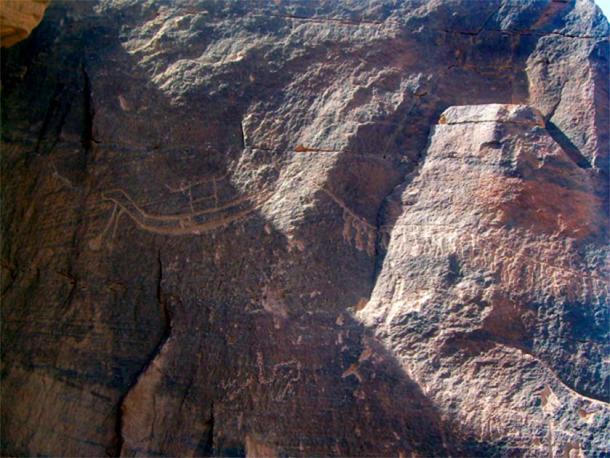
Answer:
[1,0,608,456]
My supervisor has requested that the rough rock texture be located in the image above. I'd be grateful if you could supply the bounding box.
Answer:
[1,0,608,456]
[361,103,609,455]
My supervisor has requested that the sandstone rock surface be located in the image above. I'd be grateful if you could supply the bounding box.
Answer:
[1,0,608,456]
[0,0,49,48]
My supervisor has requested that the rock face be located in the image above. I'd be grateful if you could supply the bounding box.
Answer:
[0,0,49,48]
[361,103,609,455]
[0,1,608,456]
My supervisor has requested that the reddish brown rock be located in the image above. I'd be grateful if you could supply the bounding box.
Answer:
[360,103,609,455]
[1,1,608,456]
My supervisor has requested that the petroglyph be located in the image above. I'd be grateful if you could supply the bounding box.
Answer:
[389,223,608,302]
[342,212,376,257]
[89,204,122,251]
[342,363,363,382]
[321,187,377,257]
[89,185,271,250]
[50,162,75,189]
[165,172,229,195]
[522,350,610,408]
[255,352,302,401]
[165,172,231,209]
[341,342,374,383]
[271,360,302,400]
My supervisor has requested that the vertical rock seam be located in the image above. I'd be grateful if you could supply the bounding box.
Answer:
[112,249,173,456]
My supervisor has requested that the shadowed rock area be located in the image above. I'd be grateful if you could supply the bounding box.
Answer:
[1,0,608,456]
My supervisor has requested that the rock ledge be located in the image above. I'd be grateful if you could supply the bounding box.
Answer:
[439,104,546,127]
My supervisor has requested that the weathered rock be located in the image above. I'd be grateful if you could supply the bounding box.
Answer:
[0,0,49,48]
[1,0,608,456]
[360,103,609,455]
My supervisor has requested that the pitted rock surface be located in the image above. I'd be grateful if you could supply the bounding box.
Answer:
[1,1,608,456]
